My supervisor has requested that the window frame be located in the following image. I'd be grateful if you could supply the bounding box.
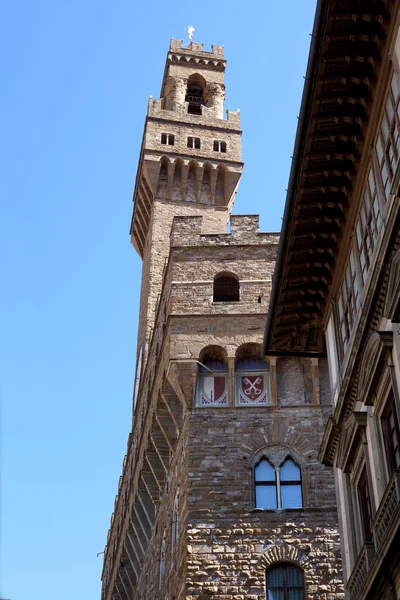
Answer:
[213,140,227,153]
[161,133,175,146]
[253,456,303,510]
[187,136,200,149]
[357,466,373,544]
[266,563,305,600]
[381,390,400,473]
[213,274,239,302]
[374,70,400,202]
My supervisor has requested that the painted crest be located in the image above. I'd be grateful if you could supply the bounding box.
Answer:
[236,372,269,405]
[241,375,264,400]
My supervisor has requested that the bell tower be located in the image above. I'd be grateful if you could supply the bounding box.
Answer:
[130,39,242,363]
[101,39,343,600]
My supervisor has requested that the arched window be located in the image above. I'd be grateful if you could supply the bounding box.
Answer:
[186,75,205,115]
[255,458,276,509]
[196,346,229,408]
[213,273,239,302]
[235,355,270,406]
[254,457,302,509]
[280,458,302,509]
[266,564,304,600]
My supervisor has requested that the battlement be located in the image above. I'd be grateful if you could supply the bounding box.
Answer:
[169,39,224,59]
[170,214,280,248]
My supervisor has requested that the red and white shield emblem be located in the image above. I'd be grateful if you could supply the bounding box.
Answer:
[241,375,264,400]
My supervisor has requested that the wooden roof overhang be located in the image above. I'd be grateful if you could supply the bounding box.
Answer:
[263,0,395,355]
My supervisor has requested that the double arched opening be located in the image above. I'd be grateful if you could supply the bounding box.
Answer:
[254,455,303,509]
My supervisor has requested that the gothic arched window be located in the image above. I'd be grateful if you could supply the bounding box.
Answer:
[213,273,239,302]
[266,564,304,600]
[254,457,302,509]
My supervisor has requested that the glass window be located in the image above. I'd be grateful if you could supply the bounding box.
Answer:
[355,166,383,284]
[255,458,277,509]
[213,140,227,152]
[375,72,400,201]
[357,468,373,543]
[255,457,303,509]
[280,459,303,509]
[187,136,200,149]
[338,249,361,354]
[161,133,174,145]
[266,565,304,600]
[382,392,400,472]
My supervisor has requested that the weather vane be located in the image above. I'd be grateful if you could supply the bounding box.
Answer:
[188,25,195,43]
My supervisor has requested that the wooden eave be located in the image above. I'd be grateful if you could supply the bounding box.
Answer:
[263,0,395,355]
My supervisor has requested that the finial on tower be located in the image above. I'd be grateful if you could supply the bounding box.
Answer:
[188,25,195,43]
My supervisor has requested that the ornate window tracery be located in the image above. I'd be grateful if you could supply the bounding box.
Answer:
[254,455,302,509]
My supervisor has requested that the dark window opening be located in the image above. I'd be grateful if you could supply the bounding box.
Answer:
[213,140,227,152]
[358,468,373,543]
[266,565,304,600]
[186,84,203,115]
[213,275,239,302]
[188,136,201,149]
[161,133,174,145]
[382,392,400,471]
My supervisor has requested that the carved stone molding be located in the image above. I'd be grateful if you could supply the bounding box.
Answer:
[358,331,393,406]
[385,245,400,322]
[337,411,368,473]
[259,543,311,569]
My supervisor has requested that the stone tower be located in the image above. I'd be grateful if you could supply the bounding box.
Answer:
[101,40,344,600]
[130,39,242,362]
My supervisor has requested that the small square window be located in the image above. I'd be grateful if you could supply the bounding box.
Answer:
[213,140,227,153]
[161,133,174,145]
[187,136,200,149]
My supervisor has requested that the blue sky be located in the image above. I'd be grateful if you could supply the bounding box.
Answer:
[1,1,316,598]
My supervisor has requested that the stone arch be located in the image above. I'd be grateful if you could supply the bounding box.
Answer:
[199,344,228,365]
[186,74,206,114]
[213,271,239,302]
[186,160,198,202]
[235,426,317,467]
[250,443,306,470]
[156,156,170,197]
[172,158,184,201]
[259,545,311,571]
[235,342,262,361]
[214,164,226,205]
[200,161,212,203]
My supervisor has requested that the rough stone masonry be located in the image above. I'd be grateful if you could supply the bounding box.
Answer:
[101,39,344,600]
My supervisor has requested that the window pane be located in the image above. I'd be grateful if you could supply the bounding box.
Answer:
[280,458,300,481]
[255,459,275,481]
[281,484,303,509]
[376,136,384,162]
[268,590,284,600]
[391,73,399,99]
[286,567,303,587]
[256,484,277,509]
[267,567,284,587]
[287,590,303,600]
